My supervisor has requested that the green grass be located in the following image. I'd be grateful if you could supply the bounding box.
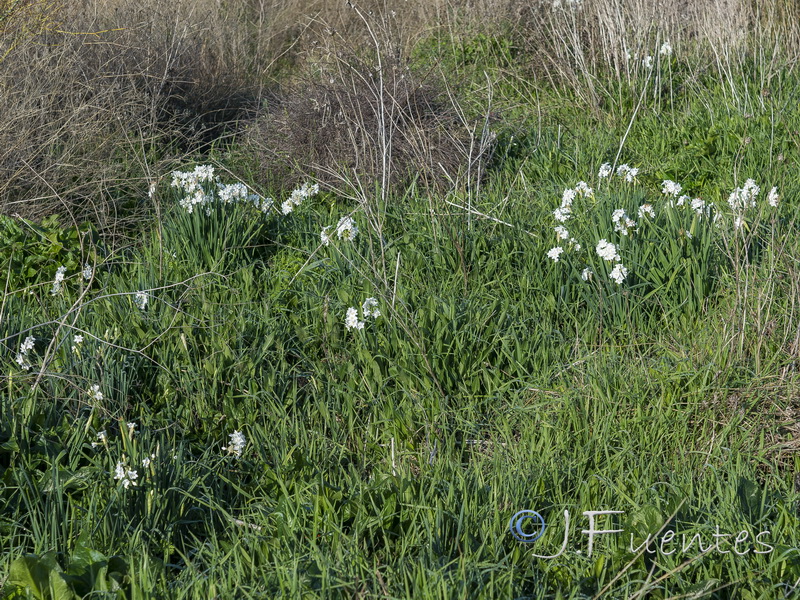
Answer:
[3,31,800,600]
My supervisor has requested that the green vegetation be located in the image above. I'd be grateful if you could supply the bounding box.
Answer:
[3,1,800,598]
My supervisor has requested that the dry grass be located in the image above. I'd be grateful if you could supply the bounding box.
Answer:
[242,1,509,200]
[2,0,800,232]
[0,0,285,230]
[0,0,478,229]
[245,45,487,196]
[511,0,800,111]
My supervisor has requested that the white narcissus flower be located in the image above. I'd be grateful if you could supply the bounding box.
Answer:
[616,164,640,183]
[260,197,275,213]
[222,430,247,458]
[554,226,570,241]
[171,165,286,217]
[125,470,138,487]
[553,207,571,222]
[92,430,107,448]
[596,239,620,262]
[114,456,138,488]
[193,165,215,182]
[581,267,593,281]
[612,209,636,235]
[336,216,358,241]
[20,336,35,354]
[320,226,332,247]
[729,179,760,211]
[598,163,612,178]
[362,297,380,319]
[690,198,707,215]
[661,180,682,197]
[172,166,217,213]
[574,181,593,197]
[547,247,564,262]
[15,353,32,370]
[280,183,318,216]
[345,307,365,330]
[768,187,779,207]
[609,263,629,284]
[638,204,655,219]
[217,182,249,204]
[659,42,672,57]
[51,266,67,295]
[134,291,148,310]
[743,179,759,197]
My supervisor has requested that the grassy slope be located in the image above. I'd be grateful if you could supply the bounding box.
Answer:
[3,27,800,600]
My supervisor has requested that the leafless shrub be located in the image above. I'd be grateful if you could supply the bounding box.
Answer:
[244,2,498,200]
[0,0,60,60]
[0,0,284,230]
[4,0,800,233]
[247,63,483,195]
